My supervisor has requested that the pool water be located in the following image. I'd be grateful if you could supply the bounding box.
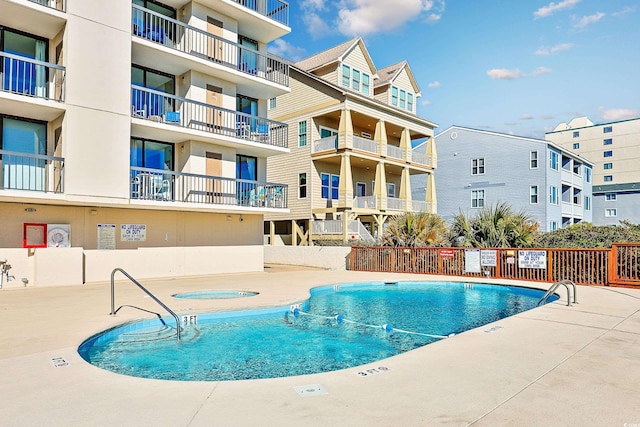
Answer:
[79,281,555,381]
[172,290,258,299]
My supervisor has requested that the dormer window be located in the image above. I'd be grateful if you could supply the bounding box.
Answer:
[341,64,370,95]
[391,85,413,112]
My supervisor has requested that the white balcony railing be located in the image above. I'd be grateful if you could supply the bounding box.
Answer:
[353,135,378,154]
[386,145,404,160]
[410,200,431,212]
[312,136,338,153]
[312,219,375,242]
[354,195,377,209]
[387,197,405,211]
[410,152,430,166]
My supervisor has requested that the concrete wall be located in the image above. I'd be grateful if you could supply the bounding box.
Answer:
[264,245,351,270]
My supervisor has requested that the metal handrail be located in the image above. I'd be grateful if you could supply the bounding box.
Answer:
[537,279,578,307]
[229,0,289,26]
[110,268,181,340]
[0,149,65,193]
[0,51,66,102]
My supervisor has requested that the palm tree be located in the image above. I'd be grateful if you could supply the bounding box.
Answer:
[450,202,539,248]
[383,212,450,247]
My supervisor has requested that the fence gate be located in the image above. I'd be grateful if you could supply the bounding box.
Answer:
[609,243,640,288]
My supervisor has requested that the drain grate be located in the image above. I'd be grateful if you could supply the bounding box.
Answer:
[294,384,328,397]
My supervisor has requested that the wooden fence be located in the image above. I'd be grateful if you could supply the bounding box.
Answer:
[349,243,640,287]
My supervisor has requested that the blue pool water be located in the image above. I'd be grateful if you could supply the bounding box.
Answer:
[79,281,555,381]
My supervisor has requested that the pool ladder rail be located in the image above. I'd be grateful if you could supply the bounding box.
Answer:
[537,279,578,307]
[110,267,182,341]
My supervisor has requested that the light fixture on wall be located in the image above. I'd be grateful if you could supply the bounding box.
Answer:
[89,209,98,215]
[24,208,36,213]
[239,215,244,222]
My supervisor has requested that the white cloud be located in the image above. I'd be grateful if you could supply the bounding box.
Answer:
[535,43,573,55]
[336,0,445,37]
[268,39,306,62]
[427,81,441,89]
[612,6,635,17]
[534,0,580,19]
[574,12,606,28]
[487,68,525,80]
[541,114,555,120]
[421,100,432,106]
[532,66,552,76]
[301,0,330,38]
[520,114,534,120]
[599,107,639,121]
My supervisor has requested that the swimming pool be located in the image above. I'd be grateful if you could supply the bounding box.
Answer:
[172,290,258,299]
[79,281,555,381]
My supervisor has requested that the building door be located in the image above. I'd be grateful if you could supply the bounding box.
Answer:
[206,84,223,129]
[206,152,222,203]
[207,17,224,61]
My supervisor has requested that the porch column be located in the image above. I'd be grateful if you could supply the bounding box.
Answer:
[338,109,353,150]
[374,120,387,157]
[426,172,437,213]
[400,128,412,162]
[373,214,387,240]
[269,220,275,245]
[339,153,354,209]
[374,161,387,211]
[291,219,297,246]
[426,135,437,167]
[400,166,412,212]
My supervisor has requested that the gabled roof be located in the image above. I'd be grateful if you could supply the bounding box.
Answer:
[374,61,421,95]
[295,37,377,76]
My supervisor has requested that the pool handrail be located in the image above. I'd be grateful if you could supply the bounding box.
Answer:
[110,267,182,340]
[537,279,578,307]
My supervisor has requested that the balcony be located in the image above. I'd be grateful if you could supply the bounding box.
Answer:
[230,0,289,27]
[353,195,377,210]
[386,144,404,161]
[1,51,65,102]
[312,135,338,154]
[410,151,430,167]
[131,86,287,152]
[0,150,64,193]
[28,0,64,11]
[353,135,378,155]
[0,0,66,39]
[410,200,431,212]
[130,166,287,209]
[132,5,289,97]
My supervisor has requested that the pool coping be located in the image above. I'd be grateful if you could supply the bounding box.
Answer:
[1,267,639,426]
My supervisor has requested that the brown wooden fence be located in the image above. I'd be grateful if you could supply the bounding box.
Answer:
[349,243,640,287]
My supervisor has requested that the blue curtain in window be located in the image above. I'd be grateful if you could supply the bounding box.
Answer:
[321,173,329,199]
[331,175,339,200]
[2,118,46,190]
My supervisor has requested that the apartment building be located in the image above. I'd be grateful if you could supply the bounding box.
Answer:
[546,117,640,225]
[414,126,593,232]
[0,0,290,286]
[265,38,437,245]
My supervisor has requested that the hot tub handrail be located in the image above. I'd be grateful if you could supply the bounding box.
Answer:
[110,268,181,340]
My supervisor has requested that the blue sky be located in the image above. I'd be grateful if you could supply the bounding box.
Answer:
[269,0,639,139]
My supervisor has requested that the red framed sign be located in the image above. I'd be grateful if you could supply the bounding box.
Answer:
[23,223,47,248]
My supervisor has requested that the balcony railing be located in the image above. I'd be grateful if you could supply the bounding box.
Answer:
[353,135,378,155]
[410,151,430,166]
[230,0,289,26]
[311,219,375,242]
[1,51,65,102]
[130,166,287,209]
[387,197,405,211]
[411,200,431,212]
[312,136,338,153]
[28,0,65,12]
[0,150,64,193]
[386,145,404,161]
[132,86,288,149]
[132,5,289,87]
[354,195,377,209]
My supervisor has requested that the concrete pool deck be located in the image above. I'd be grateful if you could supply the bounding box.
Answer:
[1,265,639,426]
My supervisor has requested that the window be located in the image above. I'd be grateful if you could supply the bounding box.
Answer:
[604,163,613,170]
[399,89,406,108]
[238,35,259,73]
[362,74,370,95]
[407,93,414,112]
[298,173,307,198]
[298,121,307,147]
[603,126,612,133]
[391,87,398,106]
[573,131,580,138]
[605,208,617,217]
[1,116,47,191]
[573,143,580,149]
[236,94,258,131]
[321,173,339,200]
[471,158,485,175]
[585,196,591,211]
[530,151,538,168]
[605,193,617,201]
[1,28,49,98]
[573,161,581,175]
[604,175,613,182]
[132,65,175,116]
[530,185,538,204]
[130,138,174,170]
[387,183,396,198]
[550,221,558,231]
[356,182,366,197]
[549,186,558,204]
[268,97,276,110]
[352,69,360,91]
[549,151,558,170]
[573,188,581,205]
[236,154,257,180]
[471,190,485,208]
[585,167,592,182]
[604,151,612,157]
[603,138,612,145]
[342,65,350,87]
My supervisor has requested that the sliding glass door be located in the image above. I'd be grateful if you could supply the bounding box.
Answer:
[1,27,48,97]
[1,117,47,190]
